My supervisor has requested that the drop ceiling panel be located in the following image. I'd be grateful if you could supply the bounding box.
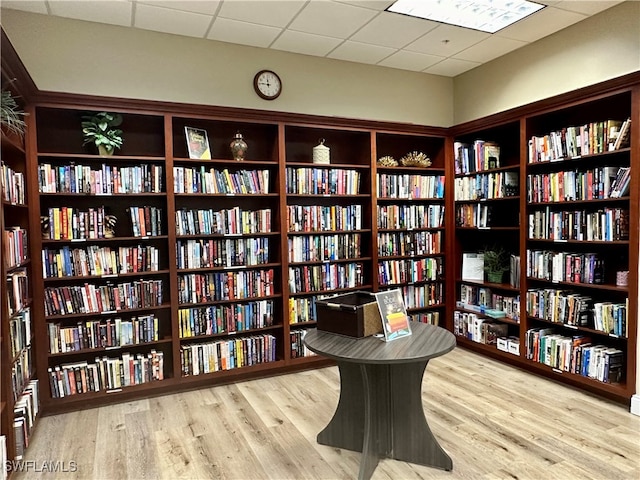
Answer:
[554,0,623,15]
[288,1,378,38]
[378,50,444,72]
[406,24,490,57]
[350,11,440,49]
[217,0,306,28]
[134,3,213,38]
[49,0,132,27]
[1,0,47,14]
[454,35,528,63]
[271,30,343,57]
[137,1,221,16]
[208,17,282,48]
[496,6,587,42]
[424,57,480,76]
[328,40,397,64]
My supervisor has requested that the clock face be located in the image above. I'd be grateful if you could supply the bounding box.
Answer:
[254,70,282,100]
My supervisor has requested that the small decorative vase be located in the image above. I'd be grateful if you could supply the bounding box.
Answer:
[98,145,113,156]
[230,132,248,161]
[312,138,330,165]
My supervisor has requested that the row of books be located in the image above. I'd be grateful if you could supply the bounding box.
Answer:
[455,203,493,228]
[526,250,605,285]
[38,163,164,194]
[3,226,27,268]
[178,301,274,338]
[44,206,112,240]
[377,257,443,286]
[453,140,501,175]
[128,206,163,237]
[377,173,445,199]
[453,311,510,345]
[526,289,627,337]
[9,308,31,359]
[173,166,270,194]
[524,329,623,383]
[528,118,631,163]
[177,237,271,269]
[459,285,520,321]
[11,347,33,402]
[391,283,443,309]
[528,207,629,242]
[454,171,518,201]
[180,334,277,376]
[43,279,164,316]
[41,244,160,278]
[288,233,361,263]
[47,314,160,354]
[289,295,321,323]
[526,166,631,203]
[175,207,272,236]
[48,350,165,398]
[377,204,444,230]
[290,329,315,358]
[12,380,39,461]
[178,270,274,304]
[288,263,364,294]
[289,328,316,358]
[287,204,362,232]
[1,162,25,204]
[7,268,28,316]
[377,230,442,257]
[286,167,361,195]
[409,311,441,325]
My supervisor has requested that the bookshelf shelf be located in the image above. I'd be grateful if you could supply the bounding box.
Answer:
[527,315,628,340]
[43,303,172,320]
[456,307,520,326]
[173,158,278,166]
[47,338,174,358]
[526,239,629,245]
[455,196,520,204]
[528,197,630,206]
[177,294,282,308]
[179,324,282,342]
[289,257,372,266]
[454,164,519,178]
[177,263,281,273]
[6,259,31,273]
[288,285,373,297]
[36,152,166,162]
[41,235,170,244]
[525,277,628,292]
[42,269,171,282]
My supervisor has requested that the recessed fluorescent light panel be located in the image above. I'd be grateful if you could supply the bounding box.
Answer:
[387,0,545,34]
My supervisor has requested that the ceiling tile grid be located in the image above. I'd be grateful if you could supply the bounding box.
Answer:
[0,0,626,77]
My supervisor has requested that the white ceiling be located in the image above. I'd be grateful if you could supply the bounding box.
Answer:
[1,0,626,77]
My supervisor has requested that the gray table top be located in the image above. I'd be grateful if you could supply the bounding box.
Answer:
[303,322,456,364]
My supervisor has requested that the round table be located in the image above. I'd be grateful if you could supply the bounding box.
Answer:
[304,321,456,480]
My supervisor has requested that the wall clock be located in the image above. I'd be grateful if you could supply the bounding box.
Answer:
[253,70,282,100]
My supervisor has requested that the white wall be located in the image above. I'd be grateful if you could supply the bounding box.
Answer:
[453,1,640,124]
[0,8,453,127]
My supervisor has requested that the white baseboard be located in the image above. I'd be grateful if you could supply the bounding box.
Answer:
[631,394,640,416]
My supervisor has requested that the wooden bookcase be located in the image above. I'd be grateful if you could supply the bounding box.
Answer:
[23,94,449,413]
[1,33,39,464]
[450,75,639,403]
[374,132,447,326]
[284,124,374,356]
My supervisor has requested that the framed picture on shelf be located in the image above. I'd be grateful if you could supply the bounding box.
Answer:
[374,289,412,342]
[185,126,211,160]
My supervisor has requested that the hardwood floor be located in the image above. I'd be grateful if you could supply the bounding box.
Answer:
[13,347,640,479]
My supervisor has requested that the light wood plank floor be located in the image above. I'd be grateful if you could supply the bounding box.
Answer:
[13,348,640,480]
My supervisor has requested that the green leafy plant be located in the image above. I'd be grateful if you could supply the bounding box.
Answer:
[81,111,123,155]
[1,89,27,138]
[482,245,510,282]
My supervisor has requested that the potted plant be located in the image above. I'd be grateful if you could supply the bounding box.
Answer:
[1,89,27,139]
[482,245,510,283]
[81,111,123,156]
